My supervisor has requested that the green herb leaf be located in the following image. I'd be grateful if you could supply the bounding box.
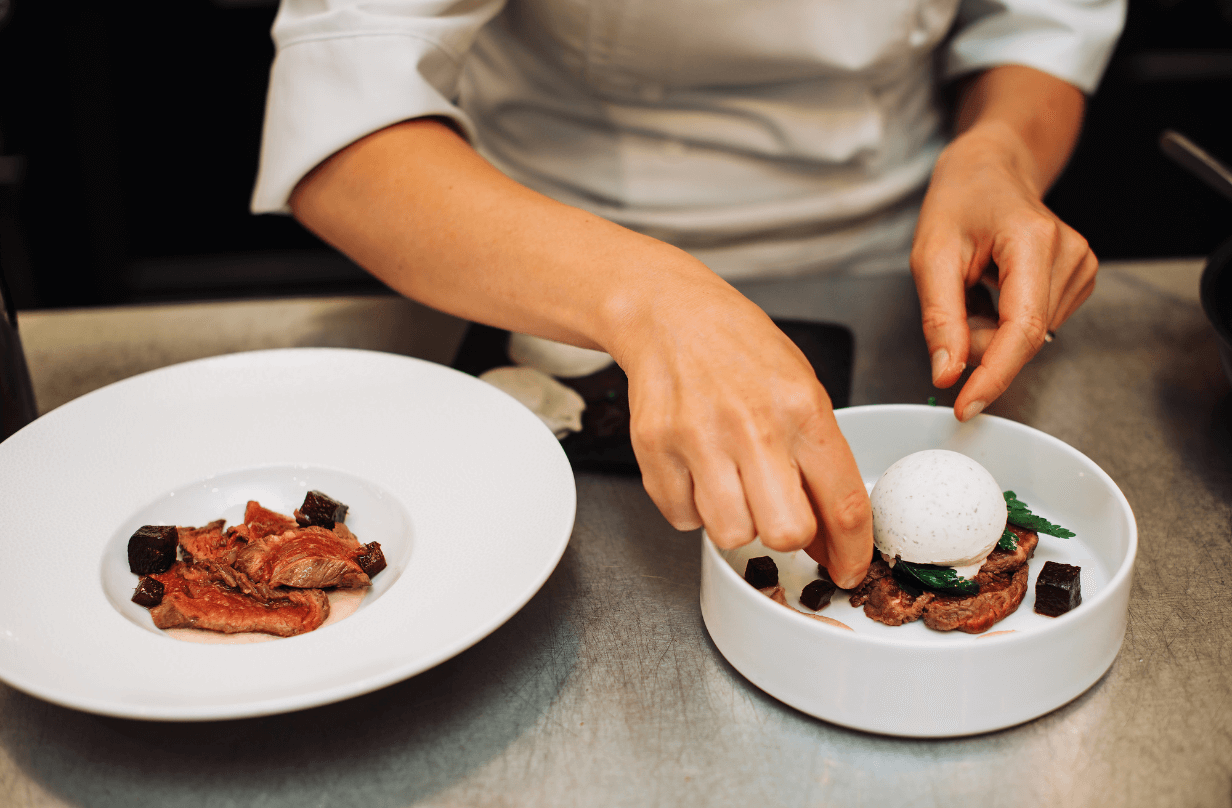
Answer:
[1003,491,1076,538]
[894,560,980,596]
[926,396,937,406]
[997,528,1019,552]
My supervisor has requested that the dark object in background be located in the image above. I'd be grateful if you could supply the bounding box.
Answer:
[1160,132,1232,389]
[1200,236,1232,387]
[127,525,179,575]
[0,258,36,440]
[799,578,837,611]
[294,490,349,529]
[452,320,854,475]
[1034,560,1083,617]
[743,556,779,590]
[131,576,165,608]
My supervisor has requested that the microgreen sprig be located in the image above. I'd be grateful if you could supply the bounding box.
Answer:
[1004,491,1076,538]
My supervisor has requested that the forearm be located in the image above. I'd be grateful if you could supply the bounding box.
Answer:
[289,118,735,364]
[951,65,1086,197]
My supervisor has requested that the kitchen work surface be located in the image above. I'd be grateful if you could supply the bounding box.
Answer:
[3,259,1229,808]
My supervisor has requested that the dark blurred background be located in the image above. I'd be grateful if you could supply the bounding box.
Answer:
[1,0,1230,310]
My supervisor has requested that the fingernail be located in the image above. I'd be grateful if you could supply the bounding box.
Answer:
[961,400,985,421]
[930,349,949,383]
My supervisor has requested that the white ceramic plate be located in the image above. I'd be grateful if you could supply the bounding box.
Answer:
[0,348,576,721]
[701,404,1137,738]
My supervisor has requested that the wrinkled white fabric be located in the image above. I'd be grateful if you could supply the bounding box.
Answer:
[252,0,1124,279]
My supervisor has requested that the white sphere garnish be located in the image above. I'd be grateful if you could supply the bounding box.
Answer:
[508,332,614,379]
[479,366,586,437]
[870,450,1007,580]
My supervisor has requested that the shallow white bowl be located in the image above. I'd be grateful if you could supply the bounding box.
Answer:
[700,404,1137,738]
[0,348,576,721]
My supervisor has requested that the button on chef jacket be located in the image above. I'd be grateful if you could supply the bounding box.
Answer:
[252,0,1124,281]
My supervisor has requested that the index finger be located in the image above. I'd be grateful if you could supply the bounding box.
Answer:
[796,411,873,589]
[954,233,1053,419]
[911,239,973,389]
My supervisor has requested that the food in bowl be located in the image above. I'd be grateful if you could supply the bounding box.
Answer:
[850,450,1078,633]
[740,450,1082,634]
[126,490,386,638]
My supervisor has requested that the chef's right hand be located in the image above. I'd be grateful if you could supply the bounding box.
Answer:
[610,276,873,589]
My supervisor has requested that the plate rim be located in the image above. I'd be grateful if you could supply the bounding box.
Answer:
[705,403,1138,650]
[0,347,577,721]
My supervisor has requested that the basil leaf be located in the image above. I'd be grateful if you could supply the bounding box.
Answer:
[895,560,980,596]
[1003,491,1076,538]
[997,528,1018,552]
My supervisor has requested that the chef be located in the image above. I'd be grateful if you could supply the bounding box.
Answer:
[251,0,1124,588]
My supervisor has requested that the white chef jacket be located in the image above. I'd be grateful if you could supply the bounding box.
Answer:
[251,0,1124,280]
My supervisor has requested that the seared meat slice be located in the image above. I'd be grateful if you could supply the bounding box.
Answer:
[923,565,1030,633]
[850,523,1036,632]
[244,501,298,539]
[234,526,370,589]
[149,562,329,637]
[979,526,1038,576]
[177,520,248,565]
[849,558,935,626]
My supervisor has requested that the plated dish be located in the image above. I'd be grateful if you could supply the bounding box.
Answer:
[0,348,576,721]
[700,404,1137,738]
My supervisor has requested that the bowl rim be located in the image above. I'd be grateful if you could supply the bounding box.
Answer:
[705,404,1139,649]
[1200,235,1232,350]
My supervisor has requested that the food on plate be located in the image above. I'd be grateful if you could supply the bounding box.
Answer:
[507,332,615,378]
[743,556,851,628]
[149,560,331,637]
[128,491,385,638]
[131,576,164,608]
[295,489,349,528]
[127,525,179,575]
[870,450,1007,582]
[849,449,1076,633]
[744,556,779,589]
[800,578,837,611]
[1034,561,1083,616]
[479,366,586,437]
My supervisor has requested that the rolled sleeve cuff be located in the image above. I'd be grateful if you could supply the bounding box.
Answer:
[944,0,1126,94]
[251,34,479,214]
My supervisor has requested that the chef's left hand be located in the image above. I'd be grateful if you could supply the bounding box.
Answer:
[909,68,1097,422]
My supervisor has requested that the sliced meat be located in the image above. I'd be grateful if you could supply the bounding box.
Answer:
[980,526,1038,576]
[149,562,329,637]
[850,524,1036,632]
[849,558,935,625]
[177,520,248,565]
[244,501,298,539]
[234,526,370,589]
[923,565,1030,633]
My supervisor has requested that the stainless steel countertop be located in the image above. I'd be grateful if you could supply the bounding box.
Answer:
[3,259,1229,808]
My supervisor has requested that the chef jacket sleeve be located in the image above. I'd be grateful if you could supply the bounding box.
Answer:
[945,0,1126,94]
[251,0,506,214]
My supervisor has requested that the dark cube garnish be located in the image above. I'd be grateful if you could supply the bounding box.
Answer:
[1034,561,1082,617]
[815,564,833,583]
[800,579,837,611]
[294,490,349,528]
[131,576,165,608]
[353,541,387,577]
[127,525,178,575]
[744,556,778,589]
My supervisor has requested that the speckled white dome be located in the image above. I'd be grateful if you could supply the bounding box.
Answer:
[870,449,1007,576]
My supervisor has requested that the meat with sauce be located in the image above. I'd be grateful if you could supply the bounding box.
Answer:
[849,528,1038,633]
[149,561,329,637]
